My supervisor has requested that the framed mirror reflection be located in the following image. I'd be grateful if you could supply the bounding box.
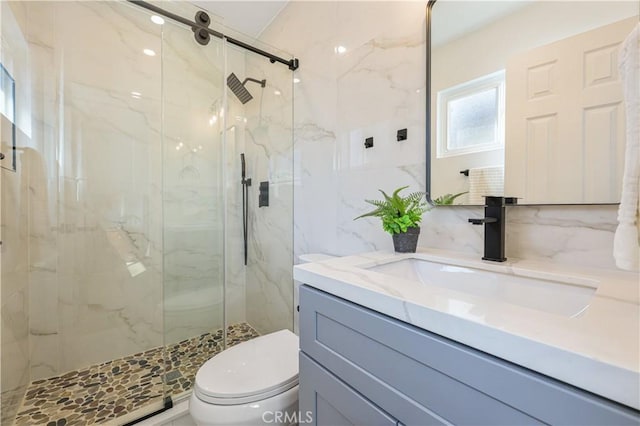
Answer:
[426,0,639,206]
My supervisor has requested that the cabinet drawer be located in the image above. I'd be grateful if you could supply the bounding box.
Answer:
[299,352,398,426]
[300,285,640,426]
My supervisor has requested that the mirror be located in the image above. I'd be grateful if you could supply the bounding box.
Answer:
[427,0,638,205]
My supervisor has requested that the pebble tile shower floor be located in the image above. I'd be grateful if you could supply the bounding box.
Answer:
[11,323,260,425]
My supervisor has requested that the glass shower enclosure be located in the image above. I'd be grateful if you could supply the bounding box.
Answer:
[0,1,295,424]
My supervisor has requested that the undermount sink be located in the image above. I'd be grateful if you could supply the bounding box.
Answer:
[366,258,597,317]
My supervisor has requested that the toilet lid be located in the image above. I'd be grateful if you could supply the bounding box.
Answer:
[194,329,299,405]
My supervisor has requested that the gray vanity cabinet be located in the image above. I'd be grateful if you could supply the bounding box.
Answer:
[299,353,398,426]
[298,285,640,426]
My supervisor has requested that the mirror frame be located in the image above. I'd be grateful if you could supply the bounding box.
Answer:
[426,0,436,205]
[425,0,621,207]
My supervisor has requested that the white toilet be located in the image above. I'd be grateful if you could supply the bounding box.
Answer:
[190,253,335,425]
[189,329,299,425]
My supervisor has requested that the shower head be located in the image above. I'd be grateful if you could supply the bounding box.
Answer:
[227,73,266,104]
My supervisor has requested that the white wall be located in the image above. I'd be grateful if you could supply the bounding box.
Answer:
[259,1,622,272]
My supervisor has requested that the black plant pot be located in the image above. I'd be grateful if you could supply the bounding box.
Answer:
[392,227,420,253]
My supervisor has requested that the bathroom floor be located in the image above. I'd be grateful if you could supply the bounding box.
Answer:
[11,323,260,426]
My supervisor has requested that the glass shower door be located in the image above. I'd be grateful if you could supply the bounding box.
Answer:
[158,3,295,402]
[160,5,226,398]
[5,1,169,424]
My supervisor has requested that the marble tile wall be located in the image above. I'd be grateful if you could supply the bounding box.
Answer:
[1,2,32,422]
[21,0,252,372]
[242,46,294,335]
[259,1,621,273]
[25,1,166,377]
[1,145,30,425]
[222,46,251,332]
[161,6,227,346]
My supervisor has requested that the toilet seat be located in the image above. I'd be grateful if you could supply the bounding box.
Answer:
[194,329,299,406]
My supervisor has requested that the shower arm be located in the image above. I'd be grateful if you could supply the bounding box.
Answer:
[242,78,266,88]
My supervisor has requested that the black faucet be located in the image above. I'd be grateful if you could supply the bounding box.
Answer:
[468,196,511,262]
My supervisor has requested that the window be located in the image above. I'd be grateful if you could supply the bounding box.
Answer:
[0,64,16,171]
[0,64,15,122]
[437,70,505,158]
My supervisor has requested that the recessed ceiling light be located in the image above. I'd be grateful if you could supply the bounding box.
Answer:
[150,15,165,25]
[143,48,156,57]
[274,90,281,96]
[293,78,301,84]
[335,45,347,54]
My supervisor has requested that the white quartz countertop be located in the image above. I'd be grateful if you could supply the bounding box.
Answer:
[293,248,640,410]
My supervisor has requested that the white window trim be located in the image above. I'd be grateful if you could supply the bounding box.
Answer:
[0,64,15,123]
[436,70,505,159]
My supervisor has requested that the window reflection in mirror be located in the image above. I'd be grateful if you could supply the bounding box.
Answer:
[437,70,505,158]
[0,64,16,171]
[428,0,638,205]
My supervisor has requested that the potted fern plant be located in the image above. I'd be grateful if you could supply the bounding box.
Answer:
[355,186,430,253]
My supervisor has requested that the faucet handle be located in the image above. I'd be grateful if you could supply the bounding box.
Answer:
[468,218,498,225]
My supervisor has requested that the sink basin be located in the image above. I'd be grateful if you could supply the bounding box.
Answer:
[366,259,597,317]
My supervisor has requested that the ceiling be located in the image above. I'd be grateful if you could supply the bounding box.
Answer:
[431,0,533,47]
[192,1,289,38]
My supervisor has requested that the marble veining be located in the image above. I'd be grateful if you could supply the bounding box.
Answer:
[294,249,640,410]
